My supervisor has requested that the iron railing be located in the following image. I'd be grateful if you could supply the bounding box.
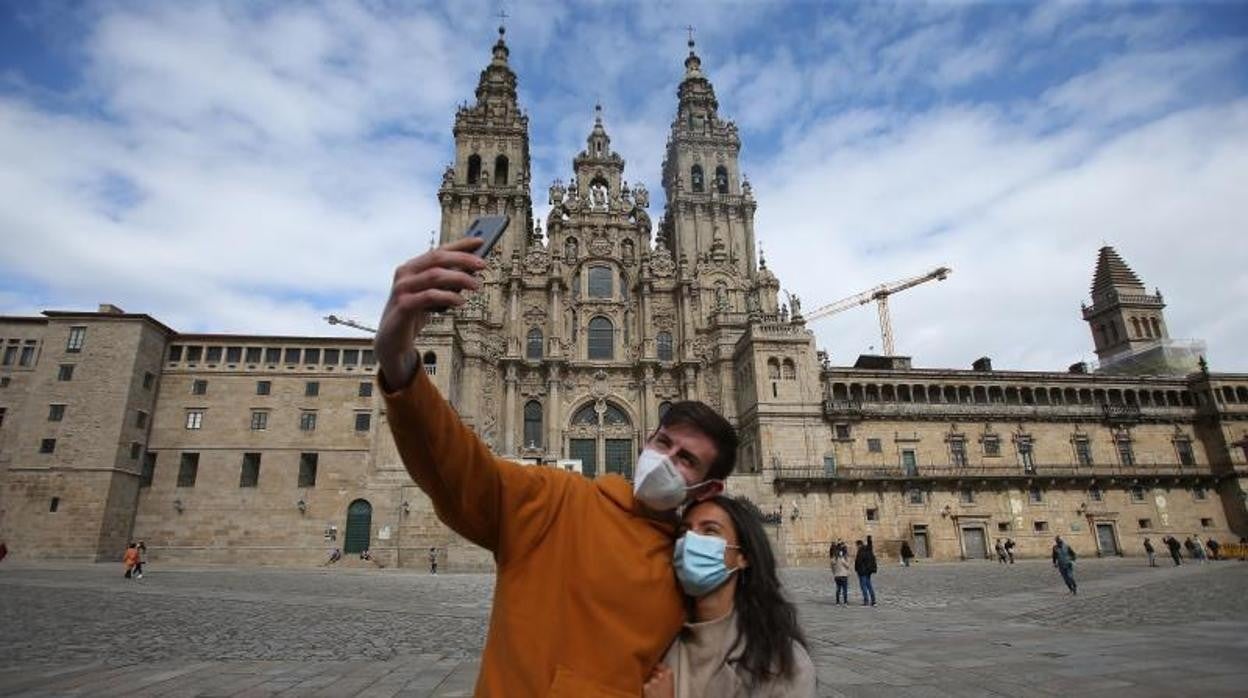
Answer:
[774,462,1215,483]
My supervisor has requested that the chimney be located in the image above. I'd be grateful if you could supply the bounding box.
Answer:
[972,357,992,372]
[1068,361,1088,374]
[97,304,125,315]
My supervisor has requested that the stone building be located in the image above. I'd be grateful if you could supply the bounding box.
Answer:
[1,30,1245,567]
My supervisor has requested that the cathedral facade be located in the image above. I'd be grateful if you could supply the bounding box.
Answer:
[1,31,1245,568]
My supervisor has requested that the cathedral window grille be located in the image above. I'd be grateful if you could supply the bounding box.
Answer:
[603,404,628,426]
[782,359,796,380]
[66,326,86,352]
[524,400,542,448]
[714,166,728,194]
[1075,437,1093,466]
[185,410,203,430]
[494,155,509,186]
[588,317,614,360]
[56,363,73,380]
[657,332,673,362]
[467,154,482,184]
[422,351,437,375]
[691,165,704,193]
[1116,437,1135,466]
[1174,438,1195,466]
[588,266,613,298]
[572,404,598,425]
[950,438,968,467]
[767,359,780,380]
[605,439,633,478]
[1017,437,1035,473]
[527,329,543,360]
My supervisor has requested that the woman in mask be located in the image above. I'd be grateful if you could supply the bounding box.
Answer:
[644,496,815,697]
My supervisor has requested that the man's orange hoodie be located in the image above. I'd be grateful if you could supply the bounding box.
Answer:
[383,365,684,696]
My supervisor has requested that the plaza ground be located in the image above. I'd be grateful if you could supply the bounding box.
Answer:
[1,556,1246,696]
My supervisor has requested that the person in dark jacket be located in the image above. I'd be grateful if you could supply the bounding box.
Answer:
[900,541,915,567]
[854,537,877,606]
[1051,536,1077,594]
[1207,538,1221,561]
[1165,536,1182,565]
[1143,538,1156,567]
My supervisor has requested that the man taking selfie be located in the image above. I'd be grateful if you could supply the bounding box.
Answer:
[374,235,739,696]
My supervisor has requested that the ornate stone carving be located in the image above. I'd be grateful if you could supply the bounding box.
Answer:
[633,182,649,209]
[650,246,675,278]
[524,250,550,276]
[523,304,548,325]
[652,310,675,331]
[589,237,613,257]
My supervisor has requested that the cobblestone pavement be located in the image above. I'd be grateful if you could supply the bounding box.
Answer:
[1,557,1245,696]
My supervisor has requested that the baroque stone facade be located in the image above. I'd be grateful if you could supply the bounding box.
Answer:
[1,32,1246,568]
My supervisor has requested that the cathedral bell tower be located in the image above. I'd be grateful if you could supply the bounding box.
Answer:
[438,25,534,262]
[659,37,764,328]
[1081,246,1169,361]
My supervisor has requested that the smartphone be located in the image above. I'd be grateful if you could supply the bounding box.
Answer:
[465,215,509,259]
[430,215,510,313]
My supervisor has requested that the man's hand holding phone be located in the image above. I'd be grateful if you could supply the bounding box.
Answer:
[374,237,486,391]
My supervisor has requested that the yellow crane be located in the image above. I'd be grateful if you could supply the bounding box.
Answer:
[324,314,377,334]
[803,266,952,356]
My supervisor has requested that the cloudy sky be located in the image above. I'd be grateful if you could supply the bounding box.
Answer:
[2,1,1246,372]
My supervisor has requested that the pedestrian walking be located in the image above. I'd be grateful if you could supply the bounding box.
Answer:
[1143,538,1157,567]
[995,538,1007,564]
[1005,538,1016,564]
[1051,536,1077,594]
[1166,536,1182,565]
[900,541,915,567]
[831,542,852,605]
[854,537,877,606]
[135,541,147,579]
[0,540,7,564]
[1240,536,1247,562]
[123,542,140,579]
[1206,538,1221,561]
[1193,535,1209,563]
[428,546,439,574]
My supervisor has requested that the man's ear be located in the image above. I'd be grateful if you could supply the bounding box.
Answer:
[692,479,724,501]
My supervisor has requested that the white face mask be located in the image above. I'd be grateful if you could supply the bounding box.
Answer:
[633,448,693,511]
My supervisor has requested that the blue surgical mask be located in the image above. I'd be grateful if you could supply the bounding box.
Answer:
[673,530,740,597]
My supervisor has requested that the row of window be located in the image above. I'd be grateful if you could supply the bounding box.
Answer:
[141,451,321,489]
[167,345,375,368]
[828,426,1195,469]
[890,483,1209,507]
[184,408,372,433]
[1,338,39,367]
[829,382,1196,409]
[523,326,673,362]
[188,379,373,398]
[688,164,730,194]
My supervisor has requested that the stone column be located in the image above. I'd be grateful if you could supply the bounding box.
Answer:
[550,281,563,359]
[503,364,518,455]
[547,364,561,458]
[641,364,655,434]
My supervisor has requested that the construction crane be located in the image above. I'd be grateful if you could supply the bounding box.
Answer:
[803,266,952,356]
[324,314,376,334]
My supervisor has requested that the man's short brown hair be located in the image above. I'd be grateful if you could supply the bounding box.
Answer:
[658,401,738,480]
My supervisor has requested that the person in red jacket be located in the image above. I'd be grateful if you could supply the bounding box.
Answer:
[375,237,739,696]
[122,543,141,579]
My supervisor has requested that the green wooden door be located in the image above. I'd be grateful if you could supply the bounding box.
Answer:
[605,439,633,479]
[344,499,372,554]
[570,438,596,478]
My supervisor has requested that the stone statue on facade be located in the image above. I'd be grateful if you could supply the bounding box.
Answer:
[633,182,649,208]
[590,183,609,211]
[548,179,565,206]
[441,166,454,188]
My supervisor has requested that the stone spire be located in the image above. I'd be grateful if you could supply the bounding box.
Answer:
[1090,245,1146,302]
[1082,246,1168,360]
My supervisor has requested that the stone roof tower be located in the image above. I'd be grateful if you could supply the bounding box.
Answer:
[437,25,533,262]
[1081,246,1169,360]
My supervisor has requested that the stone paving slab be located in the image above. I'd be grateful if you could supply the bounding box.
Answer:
[1,559,1246,695]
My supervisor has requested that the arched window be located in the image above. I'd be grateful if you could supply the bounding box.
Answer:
[714,165,729,194]
[422,351,437,375]
[603,404,629,425]
[691,165,704,192]
[767,358,780,380]
[572,404,598,425]
[467,154,482,185]
[588,316,614,360]
[526,328,543,360]
[782,359,796,380]
[658,401,672,421]
[1131,317,1142,337]
[588,266,613,298]
[494,155,509,186]
[1150,317,1161,337]
[565,237,579,261]
[657,332,673,362]
[523,400,542,449]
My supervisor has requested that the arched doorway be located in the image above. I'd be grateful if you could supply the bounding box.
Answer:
[567,401,634,479]
[344,499,372,554]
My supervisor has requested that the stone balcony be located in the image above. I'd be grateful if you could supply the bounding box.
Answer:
[773,462,1218,487]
